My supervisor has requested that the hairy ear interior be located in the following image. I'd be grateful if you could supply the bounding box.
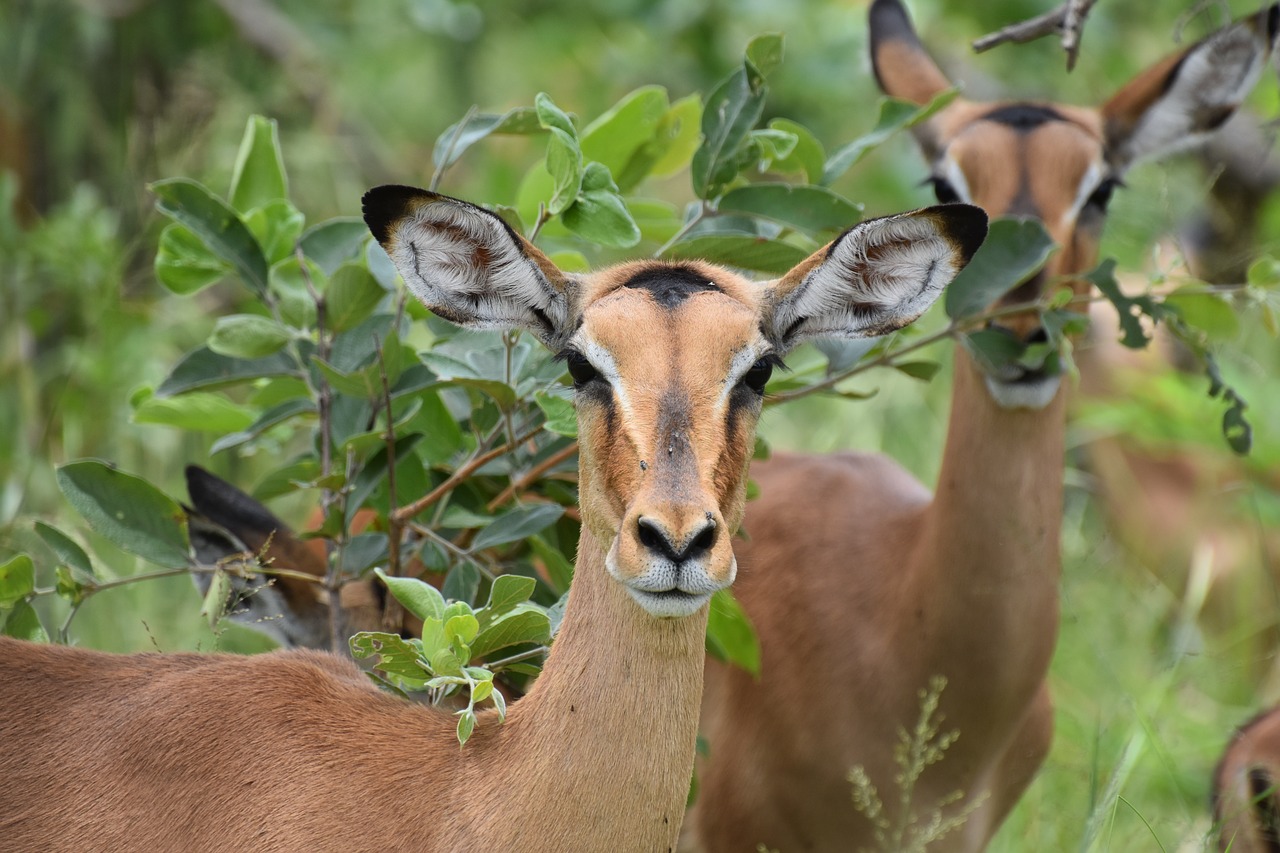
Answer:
[362,185,576,347]
[1103,4,1279,169]
[764,204,987,350]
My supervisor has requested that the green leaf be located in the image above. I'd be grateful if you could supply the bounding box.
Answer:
[2,600,47,642]
[375,568,446,622]
[1163,288,1239,342]
[944,217,1057,320]
[530,536,574,595]
[1088,260,1152,349]
[243,199,305,265]
[300,217,369,276]
[544,127,584,216]
[562,183,642,248]
[456,709,477,745]
[1247,255,1280,289]
[534,391,577,437]
[767,118,826,184]
[663,234,808,275]
[349,632,430,689]
[484,574,537,615]
[34,522,96,580]
[445,613,480,649]
[746,33,784,77]
[647,95,704,180]
[210,398,316,454]
[470,609,552,659]
[822,91,958,186]
[328,263,387,333]
[209,314,293,359]
[0,554,35,606]
[56,461,190,569]
[718,184,861,236]
[229,115,288,213]
[534,92,576,137]
[962,329,1027,376]
[55,565,89,605]
[154,223,230,295]
[132,390,256,433]
[151,178,269,295]
[581,86,669,177]
[692,59,767,199]
[705,589,760,677]
[156,346,300,397]
[442,562,482,605]
[434,106,542,172]
[269,256,325,328]
[472,504,565,552]
[893,360,942,382]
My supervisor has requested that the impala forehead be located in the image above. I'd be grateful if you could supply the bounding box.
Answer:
[942,111,1108,224]
[574,288,768,392]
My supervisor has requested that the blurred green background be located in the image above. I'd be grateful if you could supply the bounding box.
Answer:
[3,0,1279,848]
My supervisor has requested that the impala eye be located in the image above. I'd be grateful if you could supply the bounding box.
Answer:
[928,177,962,205]
[741,358,774,395]
[565,351,600,388]
[1085,177,1121,212]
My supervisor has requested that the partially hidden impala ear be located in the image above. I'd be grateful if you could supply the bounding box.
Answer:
[868,0,958,160]
[762,204,987,352]
[362,185,579,348]
[1102,4,1279,171]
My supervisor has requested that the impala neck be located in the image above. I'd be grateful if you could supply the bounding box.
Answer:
[913,348,1064,716]
[496,528,706,847]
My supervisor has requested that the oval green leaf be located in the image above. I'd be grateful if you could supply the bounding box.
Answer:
[56,461,190,569]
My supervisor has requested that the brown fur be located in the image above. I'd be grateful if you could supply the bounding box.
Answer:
[686,3,1275,850]
[1214,707,1280,852]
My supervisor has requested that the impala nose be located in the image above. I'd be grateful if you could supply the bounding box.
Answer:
[636,515,718,564]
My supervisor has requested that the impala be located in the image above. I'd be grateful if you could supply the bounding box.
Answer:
[687,2,1278,850]
[0,185,983,850]
[1214,706,1280,852]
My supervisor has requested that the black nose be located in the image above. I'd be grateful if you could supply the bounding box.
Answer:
[637,517,717,564]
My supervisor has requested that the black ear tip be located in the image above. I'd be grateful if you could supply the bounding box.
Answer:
[1265,3,1280,42]
[938,204,989,263]
[869,0,916,44]
[362,184,433,246]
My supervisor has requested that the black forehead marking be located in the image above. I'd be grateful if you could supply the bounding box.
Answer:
[622,265,720,309]
[981,103,1067,132]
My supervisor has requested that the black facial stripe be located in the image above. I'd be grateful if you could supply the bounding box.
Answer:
[622,266,720,308]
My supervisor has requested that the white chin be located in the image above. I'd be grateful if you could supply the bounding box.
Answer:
[625,588,713,618]
[983,374,1062,410]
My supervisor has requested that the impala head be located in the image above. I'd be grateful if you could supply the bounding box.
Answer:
[870,0,1278,409]
[363,186,985,618]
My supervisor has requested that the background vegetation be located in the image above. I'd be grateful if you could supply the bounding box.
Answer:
[2,0,1279,848]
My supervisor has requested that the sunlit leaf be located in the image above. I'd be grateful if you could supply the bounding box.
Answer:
[151,178,269,296]
[209,314,293,359]
[229,115,288,213]
[433,106,542,173]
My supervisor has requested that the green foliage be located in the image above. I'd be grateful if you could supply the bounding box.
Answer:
[352,570,552,744]
[945,218,1057,321]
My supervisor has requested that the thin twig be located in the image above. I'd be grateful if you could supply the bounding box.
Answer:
[391,422,546,524]
[972,0,1100,71]
[486,645,550,670]
[527,204,552,243]
[486,441,580,512]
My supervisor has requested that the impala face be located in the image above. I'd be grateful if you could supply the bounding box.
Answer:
[363,185,987,618]
[870,0,1279,410]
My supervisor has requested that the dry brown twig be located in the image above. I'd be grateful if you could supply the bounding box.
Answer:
[972,0,1101,70]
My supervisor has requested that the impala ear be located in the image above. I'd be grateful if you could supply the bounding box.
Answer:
[362,186,579,348]
[762,204,987,351]
[868,0,957,159]
[1102,4,1279,171]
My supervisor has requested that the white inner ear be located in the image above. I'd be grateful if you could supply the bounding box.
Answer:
[387,202,567,337]
[775,215,957,344]
[1118,24,1269,168]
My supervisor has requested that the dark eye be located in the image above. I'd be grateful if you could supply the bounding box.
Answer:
[1085,177,1120,212]
[565,350,600,388]
[929,177,961,205]
[741,358,774,395]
